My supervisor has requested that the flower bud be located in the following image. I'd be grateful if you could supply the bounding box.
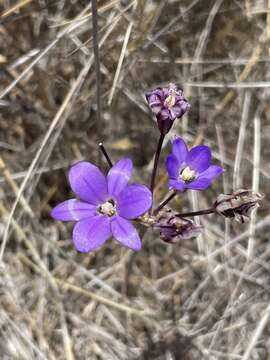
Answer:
[145,84,190,134]
[153,208,202,243]
[214,189,263,223]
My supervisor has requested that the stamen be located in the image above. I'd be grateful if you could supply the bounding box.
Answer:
[99,199,116,216]
[164,85,177,108]
[180,166,196,183]
[164,92,176,108]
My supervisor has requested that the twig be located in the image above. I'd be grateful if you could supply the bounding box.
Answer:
[91,0,102,156]
[98,142,113,168]
[153,191,177,215]
[150,133,165,196]
[175,208,215,218]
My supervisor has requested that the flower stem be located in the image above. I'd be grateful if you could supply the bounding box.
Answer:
[176,208,215,218]
[153,191,177,215]
[91,0,102,165]
[98,142,113,168]
[150,133,165,195]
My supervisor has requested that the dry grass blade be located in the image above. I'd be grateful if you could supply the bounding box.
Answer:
[247,113,261,257]
[1,0,32,17]
[241,304,270,360]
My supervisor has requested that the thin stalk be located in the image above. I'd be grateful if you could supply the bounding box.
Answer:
[91,0,102,164]
[176,208,215,218]
[150,133,165,195]
[98,142,113,168]
[153,191,177,215]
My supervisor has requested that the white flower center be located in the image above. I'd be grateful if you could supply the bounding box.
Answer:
[179,166,196,183]
[99,199,116,217]
[164,85,177,108]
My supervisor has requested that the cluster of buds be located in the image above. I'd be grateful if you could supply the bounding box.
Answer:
[153,208,202,243]
[214,189,263,223]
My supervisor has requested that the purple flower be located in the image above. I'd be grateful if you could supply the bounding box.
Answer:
[166,137,223,191]
[145,84,190,134]
[51,159,152,252]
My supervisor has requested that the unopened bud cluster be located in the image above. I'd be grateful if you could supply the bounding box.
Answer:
[153,208,202,243]
[214,189,263,223]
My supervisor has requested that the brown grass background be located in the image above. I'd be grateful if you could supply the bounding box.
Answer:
[0,0,269,359]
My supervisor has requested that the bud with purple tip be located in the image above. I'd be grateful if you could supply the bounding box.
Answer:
[214,189,263,223]
[145,84,190,134]
[153,208,202,243]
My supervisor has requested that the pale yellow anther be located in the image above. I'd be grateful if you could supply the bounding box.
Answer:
[164,93,176,108]
[180,166,196,183]
[164,85,177,108]
[99,201,116,216]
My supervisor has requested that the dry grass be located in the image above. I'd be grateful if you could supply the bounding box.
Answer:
[0,0,270,359]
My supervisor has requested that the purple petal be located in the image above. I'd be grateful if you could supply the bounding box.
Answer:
[68,161,108,205]
[160,108,171,120]
[51,199,97,221]
[111,216,141,251]
[168,179,185,191]
[171,137,188,166]
[146,88,167,101]
[169,105,185,119]
[116,184,152,219]
[166,154,179,179]
[186,145,211,173]
[197,165,223,181]
[145,92,162,114]
[72,215,111,253]
[185,179,211,190]
[107,159,133,197]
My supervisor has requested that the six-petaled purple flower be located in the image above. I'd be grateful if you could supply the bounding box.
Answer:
[145,83,190,134]
[166,137,223,191]
[51,159,152,252]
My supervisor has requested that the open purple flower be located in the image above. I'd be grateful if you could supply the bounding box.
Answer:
[51,159,152,253]
[166,137,223,191]
[145,83,190,134]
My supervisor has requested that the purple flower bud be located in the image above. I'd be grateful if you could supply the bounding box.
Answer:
[145,84,190,134]
[214,189,263,223]
[153,208,202,243]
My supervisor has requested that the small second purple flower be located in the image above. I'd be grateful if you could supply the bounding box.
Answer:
[166,137,223,191]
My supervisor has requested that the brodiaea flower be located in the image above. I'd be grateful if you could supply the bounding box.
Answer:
[166,137,223,191]
[145,83,190,134]
[51,159,152,252]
